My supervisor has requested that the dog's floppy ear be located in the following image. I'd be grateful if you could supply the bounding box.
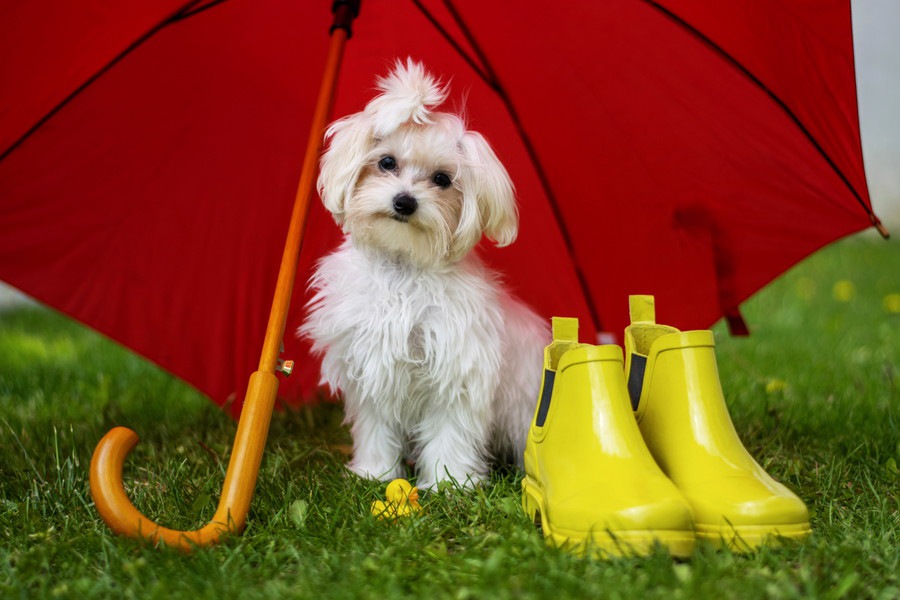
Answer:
[317,113,372,225]
[458,131,518,247]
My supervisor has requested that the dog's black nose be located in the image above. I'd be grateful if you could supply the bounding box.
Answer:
[392,194,418,216]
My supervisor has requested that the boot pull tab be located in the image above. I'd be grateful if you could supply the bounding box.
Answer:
[629,295,656,325]
[551,317,579,343]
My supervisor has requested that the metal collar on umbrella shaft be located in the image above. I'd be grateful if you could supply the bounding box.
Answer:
[331,0,361,37]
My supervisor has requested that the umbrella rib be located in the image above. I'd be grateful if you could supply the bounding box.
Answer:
[410,0,493,88]
[170,0,232,21]
[641,0,888,237]
[0,0,213,163]
[434,0,605,334]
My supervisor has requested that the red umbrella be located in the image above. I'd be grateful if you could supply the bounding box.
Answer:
[0,1,886,547]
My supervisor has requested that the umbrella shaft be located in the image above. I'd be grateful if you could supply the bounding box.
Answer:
[259,29,348,374]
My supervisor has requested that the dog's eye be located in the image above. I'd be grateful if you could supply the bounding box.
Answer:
[432,172,452,189]
[378,156,397,171]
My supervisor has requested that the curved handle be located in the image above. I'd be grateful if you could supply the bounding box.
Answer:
[90,371,279,550]
[88,23,351,550]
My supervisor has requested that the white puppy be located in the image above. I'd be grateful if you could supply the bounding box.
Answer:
[300,60,546,489]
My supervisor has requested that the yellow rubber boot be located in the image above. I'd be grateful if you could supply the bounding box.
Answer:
[522,317,695,558]
[624,296,811,551]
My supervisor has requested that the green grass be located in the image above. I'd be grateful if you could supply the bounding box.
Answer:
[1,235,898,599]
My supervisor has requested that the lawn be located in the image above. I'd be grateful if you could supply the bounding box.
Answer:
[1,235,897,599]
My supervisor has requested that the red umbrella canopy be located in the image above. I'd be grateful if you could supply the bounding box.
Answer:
[0,0,880,415]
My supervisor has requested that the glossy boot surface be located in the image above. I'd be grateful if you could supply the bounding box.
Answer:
[522,317,695,558]
[624,296,812,551]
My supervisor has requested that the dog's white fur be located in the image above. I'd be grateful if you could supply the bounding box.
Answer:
[300,60,546,489]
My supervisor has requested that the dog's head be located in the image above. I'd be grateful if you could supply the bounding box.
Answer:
[317,59,517,268]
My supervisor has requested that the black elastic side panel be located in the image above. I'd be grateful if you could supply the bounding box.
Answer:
[627,354,647,411]
[535,370,556,427]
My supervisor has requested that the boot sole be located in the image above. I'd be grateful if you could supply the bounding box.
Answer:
[522,477,696,558]
[695,522,812,552]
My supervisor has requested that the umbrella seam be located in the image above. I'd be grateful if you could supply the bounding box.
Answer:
[171,0,232,22]
[0,0,212,163]
[641,0,882,230]
[437,0,605,333]
[410,0,493,88]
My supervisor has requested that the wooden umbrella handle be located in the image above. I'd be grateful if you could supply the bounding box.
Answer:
[90,371,278,548]
[89,11,353,550]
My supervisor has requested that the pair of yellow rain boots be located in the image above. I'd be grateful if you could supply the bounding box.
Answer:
[522,295,811,558]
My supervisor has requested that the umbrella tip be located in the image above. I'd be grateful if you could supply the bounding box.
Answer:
[871,214,890,240]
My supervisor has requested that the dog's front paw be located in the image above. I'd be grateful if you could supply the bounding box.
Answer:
[346,460,405,482]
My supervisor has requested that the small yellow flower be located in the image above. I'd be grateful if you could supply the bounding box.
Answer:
[832,280,855,302]
[884,293,900,314]
[765,379,787,393]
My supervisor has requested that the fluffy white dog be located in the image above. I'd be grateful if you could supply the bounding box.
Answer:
[300,60,546,489]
